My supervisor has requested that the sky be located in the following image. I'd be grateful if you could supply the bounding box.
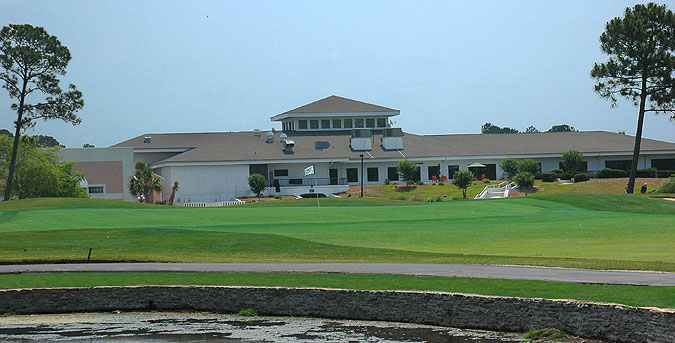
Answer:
[1,0,674,147]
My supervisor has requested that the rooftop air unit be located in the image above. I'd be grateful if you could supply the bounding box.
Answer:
[350,129,372,151]
[253,129,261,137]
[282,139,295,152]
[279,133,288,143]
[266,131,274,143]
[382,128,404,150]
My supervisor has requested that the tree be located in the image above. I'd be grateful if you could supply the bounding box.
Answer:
[397,159,418,187]
[168,180,179,205]
[33,134,63,147]
[1,24,84,201]
[525,126,540,133]
[514,172,535,196]
[499,158,519,179]
[82,143,95,148]
[481,122,519,134]
[453,170,474,199]
[561,150,584,174]
[518,159,540,177]
[591,3,675,193]
[0,135,87,199]
[128,162,161,203]
[0,129,12,137]
[546,124,577,132]
[248,174,267,198]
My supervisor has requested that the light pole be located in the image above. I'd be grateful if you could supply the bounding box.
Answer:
[360,154,364,198]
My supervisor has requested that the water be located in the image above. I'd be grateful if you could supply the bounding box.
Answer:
[0,312,526,342]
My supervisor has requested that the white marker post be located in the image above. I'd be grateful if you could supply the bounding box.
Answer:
[304,164,320,220]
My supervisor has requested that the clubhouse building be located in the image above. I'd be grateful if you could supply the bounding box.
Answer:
[66,96,675,204]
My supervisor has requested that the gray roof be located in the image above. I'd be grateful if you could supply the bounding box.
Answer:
[113,130,675,165]
[272,96,399,118]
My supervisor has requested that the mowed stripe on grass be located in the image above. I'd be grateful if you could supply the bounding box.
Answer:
[0,196,674,270]
[0,272,673,309]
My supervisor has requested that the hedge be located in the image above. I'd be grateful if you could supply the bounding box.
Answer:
[598,168,628,178]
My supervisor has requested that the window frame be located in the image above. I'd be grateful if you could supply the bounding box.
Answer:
[346,168,358,182]
[387,167,399,181]
[298,120,308,129]
[321,119,331,129]
[367,167,379,182]
[332,119,342,128]
[310,120,319,129]
[344,119,353,128]
[377,118,387,127]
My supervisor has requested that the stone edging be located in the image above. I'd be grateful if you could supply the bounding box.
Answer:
[0,286,673,342]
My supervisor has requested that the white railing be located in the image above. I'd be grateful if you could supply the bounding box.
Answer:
[474,181,516,199]
[474,181,509,199]
[182,199,245,207]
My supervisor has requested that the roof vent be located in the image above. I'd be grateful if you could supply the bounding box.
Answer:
[266,131,274,143]
[253,129,261,137]
[282,139,295,153]
[315,141,330,150]
[279,133,288,143]
[350,129,372,151]
[382,128,404,150]
[144,136,152,144]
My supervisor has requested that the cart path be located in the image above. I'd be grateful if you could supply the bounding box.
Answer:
[1,263,674,286]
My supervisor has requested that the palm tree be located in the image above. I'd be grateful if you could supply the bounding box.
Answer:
[168,181,179,205]
[128,162,162,203]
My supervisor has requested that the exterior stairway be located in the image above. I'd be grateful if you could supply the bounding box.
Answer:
[474,182,517,199]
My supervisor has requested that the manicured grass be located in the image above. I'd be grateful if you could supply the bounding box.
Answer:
[0,272,672,309]
[1,196,674,270]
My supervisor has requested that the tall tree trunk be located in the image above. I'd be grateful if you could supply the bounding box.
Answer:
[626,74,648,194]
[168,189,176,206]
[3,77,28,201]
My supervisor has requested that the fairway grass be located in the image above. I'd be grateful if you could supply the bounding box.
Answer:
[1,196,674,271]
[0,272,672,309]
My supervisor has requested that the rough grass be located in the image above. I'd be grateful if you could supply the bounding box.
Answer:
[523,328,568,339]
[346,181,501,200]
[0,273,673,309]
[0,196,674,270]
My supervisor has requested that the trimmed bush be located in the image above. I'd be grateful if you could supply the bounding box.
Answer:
[660,177,675,193]
[573,173,590,182]
[556,171,573,180]
[551,168,564,175]
[415,180,424,186]
[636,168,657,178]
[541,172,556,182]
[514,171,535,190]
[383,178,390,185]
[482,178,490,183]
[598,168,628,178]
[657,170,675,178]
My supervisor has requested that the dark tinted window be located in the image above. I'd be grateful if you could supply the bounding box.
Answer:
[367,167,378,182]
[387,167,399,181]
[347,168,358,182]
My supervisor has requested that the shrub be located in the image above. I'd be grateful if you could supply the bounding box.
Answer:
[551,168,564,174]
[660,177,675,193]
[514,172,535,191]
[383,178,390,185]
[482,178,490,183]
[657,170,675,178]
[415,180,424,186]
[598,168,628,178]
[561,150,583,174]
[433,195,442,202]
[154,200,167,205]
[636,168,657,178]
[573,173,590,182]
[247,174,267,198]
[541,172,556,182]
[397,159,418,187]
[236,308,258,317]
[452,170,474,199]
[438,181,444,185]
[556,171,573,180]
[523,328,567,339]
[499,158,519,178]
[518,159,540,177]
[273,195,282,199]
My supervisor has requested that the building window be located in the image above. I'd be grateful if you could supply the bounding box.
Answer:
[428,165,440,180]
[299,120,307,129]
[355,119,364,128]
[377,118,387,127]
[344,119,353,128]
[332,119,342,128]
[321,119,330,129]
[448,165,459,179]
[366,119,375,128]
[310,120,319,129]
[651,158,675,170]
[347,168,358,182]
[605,160,632,171]
[273,169,288,177]
[88,186,104,194]
[387,167,399,181]
[289,178,303,185]
[367,167,378,182]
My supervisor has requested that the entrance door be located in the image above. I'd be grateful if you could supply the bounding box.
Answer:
[329,168,338,185]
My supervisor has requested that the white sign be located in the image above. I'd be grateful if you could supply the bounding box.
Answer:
[304,165,315,176]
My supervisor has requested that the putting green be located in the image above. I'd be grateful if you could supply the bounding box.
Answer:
[0,195,673,270]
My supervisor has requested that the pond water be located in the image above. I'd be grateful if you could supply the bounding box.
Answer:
[0,312,527,342]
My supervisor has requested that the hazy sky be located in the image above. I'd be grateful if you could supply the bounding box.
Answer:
[1,0,674,147]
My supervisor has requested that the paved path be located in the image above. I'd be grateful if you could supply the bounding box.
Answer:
[1,263,674,286]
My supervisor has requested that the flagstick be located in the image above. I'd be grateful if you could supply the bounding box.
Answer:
[314,168,321,220]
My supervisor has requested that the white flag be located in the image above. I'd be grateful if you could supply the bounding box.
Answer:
[304,165,315,176]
